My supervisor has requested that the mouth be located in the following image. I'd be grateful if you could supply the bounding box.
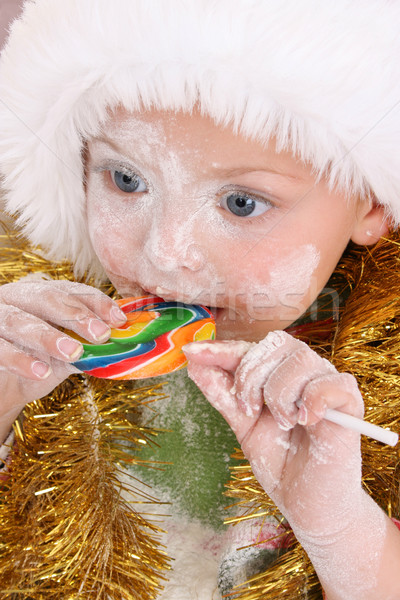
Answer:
[140,286,220,319]
[113,277,222,320]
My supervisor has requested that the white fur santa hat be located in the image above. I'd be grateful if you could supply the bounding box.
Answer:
[1,0,400,277]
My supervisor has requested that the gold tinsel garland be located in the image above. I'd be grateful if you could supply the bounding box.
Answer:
[224,232,400,599]
[0,226,171,599]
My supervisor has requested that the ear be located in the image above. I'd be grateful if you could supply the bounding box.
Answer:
[350,200,390,246]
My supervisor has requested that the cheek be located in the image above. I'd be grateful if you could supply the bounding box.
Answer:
[86,198,143,276]
[232,244,321,320]
[238,244,320,297]
[268,244,321,301]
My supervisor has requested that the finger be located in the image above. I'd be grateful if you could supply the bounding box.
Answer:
[0,289,113,347]
[183,339,253,372]
[234,330,298,417]
[47,281,127,325]
[296,373,364,469]
[238,409,291,495]
[0,337,52,380]
[188,360,293,498]
[0,304,85,362]
[0,281,126,333]
[263,347,335,430]
[187,361,259,444]
[299,372,364,427]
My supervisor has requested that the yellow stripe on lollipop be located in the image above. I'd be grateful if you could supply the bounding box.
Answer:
[110,310,160,339]
[194,321,216,341]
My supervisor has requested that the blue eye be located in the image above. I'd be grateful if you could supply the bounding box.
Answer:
[221,192,271,217]
[111,170,147,193]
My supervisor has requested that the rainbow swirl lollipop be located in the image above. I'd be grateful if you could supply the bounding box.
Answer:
[73,295,216,380]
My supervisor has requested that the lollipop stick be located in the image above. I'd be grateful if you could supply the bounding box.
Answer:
[295,399,398,446]
[323,408,398,447]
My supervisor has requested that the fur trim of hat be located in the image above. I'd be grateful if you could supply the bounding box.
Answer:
[1,0,400,277]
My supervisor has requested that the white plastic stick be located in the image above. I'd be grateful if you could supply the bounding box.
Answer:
[295,400,398,446]
[323,408,398,446]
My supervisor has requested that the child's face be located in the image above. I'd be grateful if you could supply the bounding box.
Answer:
[86,107,370,341]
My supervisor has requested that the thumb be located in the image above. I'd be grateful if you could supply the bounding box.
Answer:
[183,339,253,373]
[187,361,260,443]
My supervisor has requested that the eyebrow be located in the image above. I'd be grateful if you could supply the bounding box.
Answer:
[217,166,307,182]
[91,136,124,154]
[90,135,308,182]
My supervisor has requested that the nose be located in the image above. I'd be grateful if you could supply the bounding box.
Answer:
[142,216,206,272]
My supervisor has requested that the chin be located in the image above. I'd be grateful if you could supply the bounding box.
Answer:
[214,308,300,341]
[213,311,263,342]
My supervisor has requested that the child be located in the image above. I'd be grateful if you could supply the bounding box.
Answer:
[0,1,400,598]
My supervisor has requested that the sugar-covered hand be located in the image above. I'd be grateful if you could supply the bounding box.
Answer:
[184,332,400,599]
[0,280,126,444]
[184,331,364,531]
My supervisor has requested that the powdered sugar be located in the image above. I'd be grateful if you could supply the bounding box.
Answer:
[118,468,224,600]
[238,243,321,324]
[293,492,387,598]
[307,436,334,465]
[183,340,253,356]
[274,436,291,450]
[115,368,241,599]
[252,455,280,491]
[269,244,320,304]
[86,112,238,305]
[235,331,289,417]
[188,364,236,418]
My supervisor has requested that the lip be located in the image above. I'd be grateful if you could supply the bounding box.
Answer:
[109,274,222,317]
[143,286,222,320]
[202,305,217,317]
[143,284,203,306]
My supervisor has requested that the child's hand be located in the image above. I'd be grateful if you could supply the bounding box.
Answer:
[184,331,364,541]
[186,333,400,599]
[0,280,126,443]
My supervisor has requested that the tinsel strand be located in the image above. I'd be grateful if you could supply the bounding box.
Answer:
[0,376,171,599]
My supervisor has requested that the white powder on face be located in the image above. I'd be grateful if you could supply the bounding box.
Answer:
[269,244,320,300]
[89,112,239,304]
[89,112,322,333]
[216,243,321,330]
[243,244,321,312]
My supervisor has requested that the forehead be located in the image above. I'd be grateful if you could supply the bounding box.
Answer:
[95,105,314,183]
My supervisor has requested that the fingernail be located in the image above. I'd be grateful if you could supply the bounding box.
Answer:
[110,306,127,324]
[88,318,111,341]
[57,337,83,360]
[32,361,52,379]
[297,404,308,426]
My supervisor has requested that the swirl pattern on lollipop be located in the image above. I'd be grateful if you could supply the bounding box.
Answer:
[73,296,216,379]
